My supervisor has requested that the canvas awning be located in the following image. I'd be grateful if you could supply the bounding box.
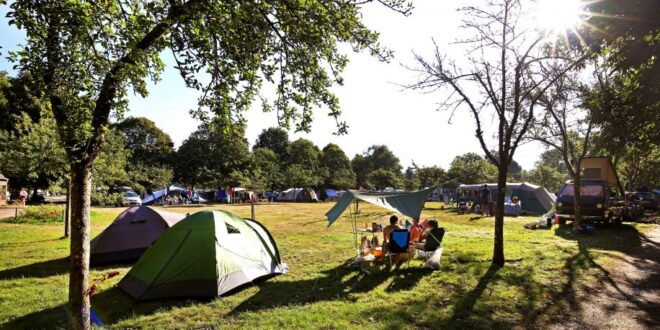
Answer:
[325,187,435,226]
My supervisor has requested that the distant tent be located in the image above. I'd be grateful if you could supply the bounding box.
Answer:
[278,188,318,202]
[142,185,188,205]
[296,188,319,202]
[118,210,286,300]
[457,182,555,214]
[0,172,8,206]
[90,206,186,265]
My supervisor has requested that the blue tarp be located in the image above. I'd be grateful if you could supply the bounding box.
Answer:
[325,189,337,197]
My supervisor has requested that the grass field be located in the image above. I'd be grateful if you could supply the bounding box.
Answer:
[0,202,655,329]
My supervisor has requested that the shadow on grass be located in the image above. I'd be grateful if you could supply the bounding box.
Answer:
[228,260,431,316]
[0,256,70,280]
[1,303,69,329]
[540,223,660,328]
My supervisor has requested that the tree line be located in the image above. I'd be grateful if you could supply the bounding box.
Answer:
[1,0,657,327]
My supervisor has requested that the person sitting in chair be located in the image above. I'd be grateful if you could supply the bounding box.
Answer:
[408,218,424,243]
[383,215,401,244]
[414,220,445,252]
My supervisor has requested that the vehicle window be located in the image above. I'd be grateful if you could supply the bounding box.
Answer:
[124,192,138,197]
[559,184,604,197]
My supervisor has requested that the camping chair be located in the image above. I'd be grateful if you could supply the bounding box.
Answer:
[387,229,412,267]
[416,228,445,269]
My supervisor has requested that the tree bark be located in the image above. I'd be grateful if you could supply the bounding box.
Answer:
[492,165,507,266]
[68,162,93,330]
[64,176,71,238]
[572,171,583,230]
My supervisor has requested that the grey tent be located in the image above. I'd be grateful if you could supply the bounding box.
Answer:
[119,210,286,300]
[90,206,186,265]
[457,182,555,214]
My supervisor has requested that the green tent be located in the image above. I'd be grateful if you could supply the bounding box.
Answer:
[118,210,286,300]
[325,188,435,226]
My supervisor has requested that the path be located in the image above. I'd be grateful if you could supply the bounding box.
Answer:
[0,207,24,221]
[549,225,660,329]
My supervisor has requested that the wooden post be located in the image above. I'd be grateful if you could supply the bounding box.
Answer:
[251,191,256,220]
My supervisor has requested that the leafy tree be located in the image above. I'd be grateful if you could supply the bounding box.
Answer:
[319,143,355,188]
[282,164,322,188]
[367,145,402,173]
[367,168,402,190]
[174,120,250,188]
[91,129,130,192]
[0,71,43,133]
[253,127,290,161]
[6,0,411,326]
[0,112,67,195]
[447,153,497,187]
[329,168,357,190]
[351,154,373,188]
[415,165,446,188]
[114,117,174,192]
[527,164,567,193]
[250,147,283,191]
[410,0,588,265]
[535,148,569,174]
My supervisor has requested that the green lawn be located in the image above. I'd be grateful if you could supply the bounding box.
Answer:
[0,202,655,329]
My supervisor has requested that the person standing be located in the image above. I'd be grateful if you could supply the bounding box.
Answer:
[18,188,28,206]
[480,185,491,217]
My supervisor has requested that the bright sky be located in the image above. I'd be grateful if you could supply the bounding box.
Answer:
[0,1,547,170]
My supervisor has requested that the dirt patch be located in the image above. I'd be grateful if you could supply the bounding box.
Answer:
[0,207,24,221]
[548,226,660,329]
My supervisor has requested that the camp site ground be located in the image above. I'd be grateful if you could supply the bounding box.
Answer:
[1,201,658,329]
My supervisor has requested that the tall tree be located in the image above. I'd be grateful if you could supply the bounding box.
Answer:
[410,0,588,265]
[253,127,290,161]
[319,143,355,189]
[249,147,283,191]
[351,154,373,188]
[8,1,412,325]
[286,138,323,186]
[447,153,497,187]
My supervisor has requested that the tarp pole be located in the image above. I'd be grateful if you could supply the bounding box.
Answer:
[350,200,358,257]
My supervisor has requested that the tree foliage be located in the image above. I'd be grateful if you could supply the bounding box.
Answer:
[447,153,497,187]
[253,127,290,161]
[367,168,402,190]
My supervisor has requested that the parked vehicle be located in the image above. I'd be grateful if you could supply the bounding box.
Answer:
[555,179,618,223]
[121,191,142,206]
[631,191,657,211]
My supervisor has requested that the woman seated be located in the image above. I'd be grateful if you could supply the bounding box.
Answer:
[414,220,445,252]
[408,218,424,243]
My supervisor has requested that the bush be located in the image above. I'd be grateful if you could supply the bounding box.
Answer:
[8,205,64,224]
[91,191,124,207]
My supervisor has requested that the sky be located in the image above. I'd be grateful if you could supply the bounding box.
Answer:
[0,1,547,170]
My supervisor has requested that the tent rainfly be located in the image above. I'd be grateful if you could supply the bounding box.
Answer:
[119,210,286,300]
[90,206,186,265]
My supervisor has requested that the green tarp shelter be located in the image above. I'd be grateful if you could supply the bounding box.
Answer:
[325,188,435,226]
[119,210,286,300]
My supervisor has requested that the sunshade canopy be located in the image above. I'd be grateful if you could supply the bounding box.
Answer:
[119,210,285,300]
[90,206,186,265]
[325,187,434,226]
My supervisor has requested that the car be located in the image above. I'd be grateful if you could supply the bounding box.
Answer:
[555,179,619,223]
[121,191,142,206]
[631,191,657,211]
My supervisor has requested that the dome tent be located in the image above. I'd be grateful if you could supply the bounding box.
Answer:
[118,210,286,300]
[90,206,186,265]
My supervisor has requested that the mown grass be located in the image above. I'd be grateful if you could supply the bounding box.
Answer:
[0,202,655,329]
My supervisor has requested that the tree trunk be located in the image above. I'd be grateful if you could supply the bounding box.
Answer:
[68,162,92,330]
[64,177,71,238]
[492,166,507,266]
[572,173,583,230]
